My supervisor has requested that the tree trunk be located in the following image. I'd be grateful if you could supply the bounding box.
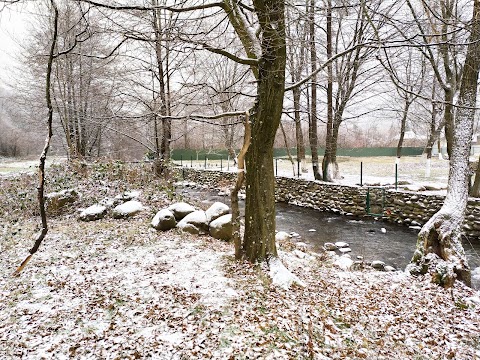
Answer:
[308,0,321,180]
[408,0,480,287]
[243,0,286,263]
[396,100,411,160]
[292,85,306,172]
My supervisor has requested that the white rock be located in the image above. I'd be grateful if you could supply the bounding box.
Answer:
[168,202,195,220]
[275,231,292,242]
[79,204,107,221]
[339,247,352,254]
[290,232,300,238]
[209,214,233,241]
[205,201,230,223]
[308,229,316,232]
[177,210,208,232]
[112,200,143,218]
[334,256,353,270]
[381,228,387,233]
[335,241,349,248]
[151,209,176,231]
[385,265,396,272]
[269,257,306,290]
[324,242,337,251]
[295,242,308,251]
[293,249,306,259]
[371,260,386,270]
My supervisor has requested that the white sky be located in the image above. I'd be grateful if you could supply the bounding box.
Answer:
[0,3,31,86]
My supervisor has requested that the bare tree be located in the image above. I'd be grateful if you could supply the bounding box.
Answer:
[408,0,480,287]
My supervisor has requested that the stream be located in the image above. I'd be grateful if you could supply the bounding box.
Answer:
[177,185,480,289]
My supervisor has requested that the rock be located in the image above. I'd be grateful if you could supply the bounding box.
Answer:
[335,241,349,248]
[177,210,208,233]
[295,242,308,251]
[381,228,387,233]
[209,214,233,241]
[168,202,196,220]
[356,255,364,260]
[339,247,352,254]
[115,190,140,202]
[324,242,337,251]
[99,197,116,208]
[177,222,200,235]
[308,229,316,232]
[371,260,386,271]
[79,204,107,222]
[205,202,230,223]
[151,209,176,231]
[385,265,396,272]
[334,256,353,270]
[290,232,300,238]
[293,249,307,259]
[112,200,143,219]
[46,189,78,211]
[275,231,292,242]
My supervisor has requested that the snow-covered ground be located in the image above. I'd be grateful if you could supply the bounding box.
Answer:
[1,160,479,359]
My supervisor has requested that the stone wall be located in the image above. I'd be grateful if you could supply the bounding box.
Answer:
[177,168,480,239]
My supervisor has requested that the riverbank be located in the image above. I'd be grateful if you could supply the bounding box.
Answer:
[1,161,479,359]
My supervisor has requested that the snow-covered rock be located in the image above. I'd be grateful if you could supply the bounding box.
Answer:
[269,257,306,290]
[324,242,337,251]
[168,202,196,221]
[177,210,208,233]
[151,209,176,231]
[275,231,292,242]
[339,247,352,254]
[209,214,232,241]
[295,242,309,251]
[177,222,201,235]
[205,202,230,223]
[112,200,143,219]
[385,265,396,272]
[46,188,78,211]
[381,228,387,234]
[79,204,107,222]
[335,241,349,248]
[115,190,140,201]
[371,260,386,271]
[334,256,353,270]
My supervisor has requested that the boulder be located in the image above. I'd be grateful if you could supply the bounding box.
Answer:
[115,190,141,202]
[371,260,386,271]
[79,204,107,222]
[335,241,349,248]
[205,202,230,223]
[168,202,196,221]
[323,242,337,251]
[339,247,352,254]
[177,222,201,235]
[209,214,233,241]
[112,200,143,219]
[334,256,353,270]
[46,189,78,211]
[151,209,176,231]
[177,210,208,233]
[275,231,291,242]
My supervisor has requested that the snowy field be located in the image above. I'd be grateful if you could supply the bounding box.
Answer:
[174,155,452,191]
[1,160,479,359]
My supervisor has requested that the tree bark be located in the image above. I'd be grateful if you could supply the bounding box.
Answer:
[409,0,480,287]
[243,0,286,262]
[14,0,59,275]
[308,0,321,180]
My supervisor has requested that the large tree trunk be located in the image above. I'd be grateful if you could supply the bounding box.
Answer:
[308,0,321,180]
[408,0,480,287]
[243,0,286,263]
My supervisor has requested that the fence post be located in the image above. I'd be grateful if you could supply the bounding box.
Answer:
[395,163,398,190]
[227,155,230,171]
[204,157,207,169]
[275,158,278,177]
[360,162,363,186]
[190,156,193,168]
[297,158,300,178]
[180,155,183,167]
[221,157,223,171]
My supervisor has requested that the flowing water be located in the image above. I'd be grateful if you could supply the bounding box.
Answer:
[178,186,480,289]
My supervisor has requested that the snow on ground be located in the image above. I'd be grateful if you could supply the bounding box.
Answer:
[1,161,480,359]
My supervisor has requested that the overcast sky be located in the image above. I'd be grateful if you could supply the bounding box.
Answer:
[0,4,31,86]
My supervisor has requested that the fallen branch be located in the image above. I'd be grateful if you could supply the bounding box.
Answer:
[14,0,58,276]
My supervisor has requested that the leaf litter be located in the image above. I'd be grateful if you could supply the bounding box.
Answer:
[0,161,479,359]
